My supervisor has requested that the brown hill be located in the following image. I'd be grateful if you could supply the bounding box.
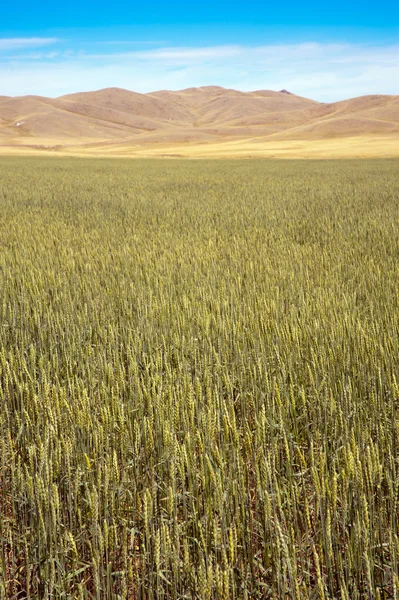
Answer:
[0,86,398,156]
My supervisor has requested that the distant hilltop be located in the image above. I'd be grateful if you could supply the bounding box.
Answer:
[0,85,398,155]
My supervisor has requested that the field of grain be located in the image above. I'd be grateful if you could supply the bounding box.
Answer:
[1,157,399,599]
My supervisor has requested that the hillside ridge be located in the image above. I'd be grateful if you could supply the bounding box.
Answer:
[0,86,398,157]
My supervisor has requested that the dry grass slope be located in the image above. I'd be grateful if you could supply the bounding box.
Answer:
[0,86,398,157]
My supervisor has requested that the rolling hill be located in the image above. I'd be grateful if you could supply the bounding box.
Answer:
[0,86,398,157]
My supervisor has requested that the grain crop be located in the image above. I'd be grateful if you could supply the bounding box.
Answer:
[0,157,399,599]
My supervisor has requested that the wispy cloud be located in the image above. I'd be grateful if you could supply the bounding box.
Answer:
[132,45,241,60]
[102,40,168,45]
[0,41,398,101]
[2,51,60,60]
[0,37,59,50]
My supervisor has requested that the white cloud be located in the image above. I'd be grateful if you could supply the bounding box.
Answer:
[0,41,398,101]
[102,40,168,45]
[0,38,59,50]
[132,45,241,60]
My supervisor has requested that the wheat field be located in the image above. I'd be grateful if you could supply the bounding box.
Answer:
[1,157,399,599]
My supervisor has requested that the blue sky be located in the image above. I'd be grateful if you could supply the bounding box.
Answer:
[0,0,398,100]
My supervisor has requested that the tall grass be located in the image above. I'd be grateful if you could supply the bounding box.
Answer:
[0,157,399,598]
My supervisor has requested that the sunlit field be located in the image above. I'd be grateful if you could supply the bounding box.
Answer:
[1,157,399,599]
